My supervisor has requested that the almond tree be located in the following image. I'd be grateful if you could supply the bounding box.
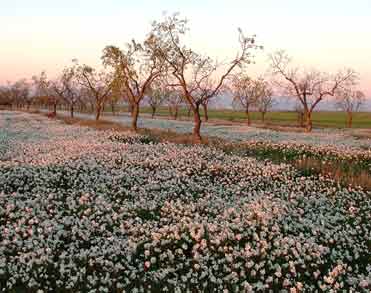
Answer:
[151,13,261,142]
[167,87,184,120]
[102,34,165,131]
[75,63,116,121]
[6,79,31,109]
[147,79,170,118]
[270,50,358,132]
[58,66,82,118]
[231,75,262,125]
[256,80,274,122]
[32,72,59,115]
[0,86,12,107]
[336,87,365,128]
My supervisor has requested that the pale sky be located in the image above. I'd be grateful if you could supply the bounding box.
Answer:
[1,0,370,95]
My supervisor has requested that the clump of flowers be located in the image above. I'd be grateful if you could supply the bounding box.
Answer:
[108,132,158,145]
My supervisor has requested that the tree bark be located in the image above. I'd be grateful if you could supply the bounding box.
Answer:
[298,112,304,127]
[304,109,313,132]
[128,103,133,115]
[151,106,156,118]
[70,104,74,118]
[96,102,102,121]
[202,103,209,122]
[131,103,139,132]
[347,111,353,128]
[261,112,266,123]
[245,107,251,126]
[192,105,202,143]
[111,102,115,115]
[52,102,57,115]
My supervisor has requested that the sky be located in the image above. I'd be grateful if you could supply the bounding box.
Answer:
[1,0,370,96]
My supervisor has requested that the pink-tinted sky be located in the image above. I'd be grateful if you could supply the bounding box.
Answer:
[1,0,370,96]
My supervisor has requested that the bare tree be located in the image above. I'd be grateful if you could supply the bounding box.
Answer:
[75,63,115,121]
[147,79,170,118]
[0,85,13,107]
[32,72,59,115]
[256,80,274,122]
[5,79,32,109]
[102,33,165,131]
[106,77,124,115]
[294,102,305,127]
[59,65,82,118]
[231,75,263,125]
[270,50,358,132]
[151,13,261,142]
[166,87,184,120]
[336,88,365,128]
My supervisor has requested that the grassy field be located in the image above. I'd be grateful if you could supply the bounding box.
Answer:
[109,106,371,128]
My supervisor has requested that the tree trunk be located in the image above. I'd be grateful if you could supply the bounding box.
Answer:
[168,106,173,118]
[174,107,178,120]
[304,109,313,132]
[131,103,139,132]
[70,104,74,118]
[52,102,57,115]
[111,103,115,115]
[192,105,202,143]
[298,112,304,127]
[347,111,353,128]
[96,102,102,121]
[202,103,209,122]
[128,103,133,115]
[245,107,251,126]
[151,106,156,118]
[261,111,266,123]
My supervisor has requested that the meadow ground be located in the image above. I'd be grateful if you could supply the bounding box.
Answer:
[109,106,371,129]
[35,108,371,189]
[0,111,370,292]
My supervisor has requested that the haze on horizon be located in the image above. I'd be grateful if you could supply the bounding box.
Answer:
[1,0,370,97]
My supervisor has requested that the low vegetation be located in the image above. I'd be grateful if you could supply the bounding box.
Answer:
[0,112,370,292]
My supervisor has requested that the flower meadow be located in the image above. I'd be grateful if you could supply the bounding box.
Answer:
[48,110,371,151]
[0,111,370,292]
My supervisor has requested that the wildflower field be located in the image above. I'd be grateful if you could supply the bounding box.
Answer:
[0,111,370,292]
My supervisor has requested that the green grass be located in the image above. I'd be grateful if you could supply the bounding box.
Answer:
[106,106,371,129]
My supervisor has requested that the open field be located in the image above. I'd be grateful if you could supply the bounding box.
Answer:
[106,106,371,129]
[0,111,370,292]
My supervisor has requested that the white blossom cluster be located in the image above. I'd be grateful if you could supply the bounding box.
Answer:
[0,111,370,292]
